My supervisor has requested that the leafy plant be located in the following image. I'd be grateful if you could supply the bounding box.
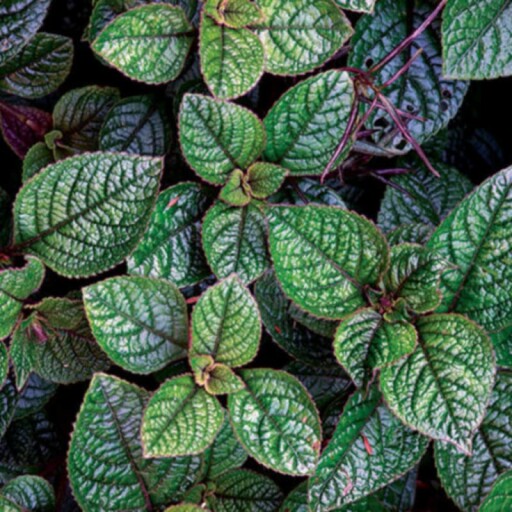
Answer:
[0,0,511,511]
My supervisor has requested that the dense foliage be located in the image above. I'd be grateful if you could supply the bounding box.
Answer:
[0,0,511,510]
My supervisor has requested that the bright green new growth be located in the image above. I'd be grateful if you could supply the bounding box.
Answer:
[141,374,224,457]
[480,471,512,512]
[14,152,162,278]
[228,368,322,476]
[92,4,193,84]
[268,205,388,319]
[204,0,263,28]
[84,276,188,374]
[190,275,260,367]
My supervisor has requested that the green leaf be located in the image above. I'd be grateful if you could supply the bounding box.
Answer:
[12,374,57,420]
[68,373,202,511]
[378,161,473,232]
[442,0,512,79]
[387,223,432,246]
[141,374,224,457]
[200,14,264,99]
[201,412,247,480]
[84,276,188,374]
[0,0,51,67]
[263,70,355,176]
[0,475,54,511]
[165,505,204,512]
[0,256,44,340]
[202,201,269,284]
[190,275,260,367]
[204,363,245,395]
[309,386,428,510]
[52,85,120,154]
[219,169,252,207]
[99,95,170,156]
[435,371,512,511]
[228,368,321,476]
[14,152,162,278]
[334,0,376,13]
[21,143,53,183]
[0,344,7,387]
[427,167,512,333]
[179,94,265,184]
[384,244,450,314]
[206,469,283,511]
[480,471,512,512]
[247,162,287,199]
[334,308,417,389]
[127,182,211,287]
[270,178,347,207]
[10,318,35,390]
[254,0,353,75]
[288,303,337,339]
[376,468,418,512]
[348,0,468,150]
[204,0,263,28]
[490,327,512,369]
[0,33,73,99]
[380,313,495,452]
[92,4,194,84]
[267,205,389,319]
[0,377,17,439]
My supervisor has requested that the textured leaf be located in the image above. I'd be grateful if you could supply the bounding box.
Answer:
[270,178,346,207]
[84,276,188,374]
[435,371,512,512]
[165,505,204,512]
[387,223,432,246]
[427,167,512,333]
[179,94,265,184]
[127,182,211,287]
[263,70,355,176]
[10,318,35,390]
[206,469,283,511]
[334,308,417,389]
[247,162,288,199]
[53,85,120,153]
[68,374,202,511]
[288,304,337,339]
[490,327,512,369]
[384,244,450,314]
[309,386,428,510]
[254,0,353,75]
[204,0,262,28]
[200,14,264,99]
[334,0,376,13]
[228,368,321,476]
[348,0,468,150]
[380,314,495,451]
[0,256,44,340]
[267,205,389,319]
[201,412,247,480]
[376,468,418,512]
[204,363,245,395]
[12,374,57,420]
[190,276,260,367]
[92,4,194,84]
[21,143,53,182]
[442,0,512,79]
[14,152,162,278]
[0,0,51,67]
[99,95,170,155]
[480,471,512,512]
[0,475,54,511]
[141,374,224,457]
[0,377,17,439]
[219,169,252,207]
[202,201,269,284]
[378,161,473,232]
[0,33,73,99]
[0,344,7,387]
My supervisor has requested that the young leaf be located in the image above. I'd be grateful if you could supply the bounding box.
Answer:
[247,162,288,199]
[334,308,417,389]
[206,469,283,511]
[435,371,512,512]
[204,0,263,28]
[10,319,35,390]
[219,169,252,207]
[254,0,353,75]
[141,374,224,457]
[380,314,495,452]
[84,276,188,374]
[428,166,512,332]
[68,374,202,511]
[228,368,322,476]
[0,256,44,340]
[200,14,264,99]
[22,142,53,182]
[263,70,355,176]
[443,0,512,79]
[267,205,389,319]
[0,475,54,511]
[13,152,162,278]
[202,201,269,284]
[190,275,260,367]
[0,0,51,67]
[179,94,265,184]
[204,364,245,395]
[99,95,170,156]
[309,386,427,510]
[127,182,211,287]
[348,0,468,149]
[480,471,512,512]
[92,4,194,84]
[0,33,73,99]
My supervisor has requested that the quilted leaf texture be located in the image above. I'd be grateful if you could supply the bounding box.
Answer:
[480,471,512,512]
[0,475,54,511]
[68,374,201,511]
